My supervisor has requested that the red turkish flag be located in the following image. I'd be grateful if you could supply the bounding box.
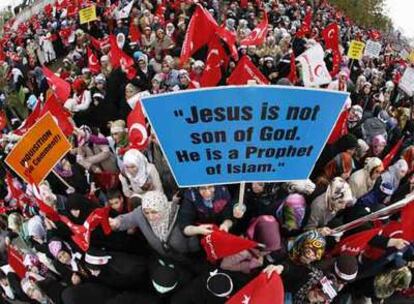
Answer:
[127,102,149,151]
[67,4,78,17]
[402,202,414,241]
[180,4,219,63]
[42,66,71,103]
[90,36,110,52]
[40,94,74,136]
[14,100,41,136]
[71,207,111,251]
[44,4,53,16]
[226,272,284,304]
[8,247,26,279]
[288,52,297,84]
[109,35,137,80]
[0,110,7,130]
[217,25,238,60]
[87,47,101,75]
[129,21,141,44]
[369,30,382,41]
[240,12,268,46]
[5,171,30,211]
[240,0,248,9]
[329,227,382,256]
[382,137,404,169]
[227,55,269,85]
[322,23,339,50]
[296,9,312,38]
[200,35,228,87]
[201,227,258,262]
[322,23,341,77]
[327,110,348,144]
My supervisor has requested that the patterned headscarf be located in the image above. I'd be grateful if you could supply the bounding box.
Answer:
[289,230,326,264]
[142,191,177,242]
[323,152,353,180]
[280,193,306,231]
[402,146,414,173]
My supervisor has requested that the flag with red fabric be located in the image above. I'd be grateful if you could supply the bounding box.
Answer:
[201,226,258,262]
[327,110,348,144]
[240,12,268,46]
[127,102,149,151]
[226,272,284,304]
[87,47,101,75]
[8,247,26,278]
[322,23,339,50]
[40,94,74,136]
[402,202,414,241]
[369,30,382,41]
[180,4,219,63]
[288,52,297,84]
[0,110,7,130]
[90,36,110,52]
[109,35,136,80]
[329,227,382,256]
[42,66,71,103]
[200,35,229,87]
[129,21,141,44]
[296,9,312,38]
[382,137,404,169]
[322,23,341,77]
[5,171,30,211]
[227,55,269,85]
[14,100,41,136]
[71,207,111,251]
[216,25,238,60]
[44,4,53,17]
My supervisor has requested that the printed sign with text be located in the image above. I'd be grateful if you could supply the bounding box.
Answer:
[5,113,72,184]
[79,5,97,24]
[347,40,365,60]
[142,86,348,186]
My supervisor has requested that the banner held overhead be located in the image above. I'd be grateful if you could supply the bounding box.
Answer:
[5,113,72,184]
[142,86,348,187]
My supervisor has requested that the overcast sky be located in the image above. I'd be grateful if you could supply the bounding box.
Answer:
[385,0,414,39]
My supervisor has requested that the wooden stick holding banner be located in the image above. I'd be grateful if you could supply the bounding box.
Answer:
[331,193,414,235]
[52,170,75,193]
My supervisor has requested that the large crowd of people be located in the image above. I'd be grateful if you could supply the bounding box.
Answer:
[0,0,413,303]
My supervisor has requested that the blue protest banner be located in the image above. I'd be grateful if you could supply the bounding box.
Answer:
[142,86,348,187]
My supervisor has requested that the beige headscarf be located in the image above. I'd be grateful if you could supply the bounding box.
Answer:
[142,191,177,242]
[349,157,383,199]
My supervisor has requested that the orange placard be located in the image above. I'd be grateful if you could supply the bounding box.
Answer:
[5,113,72,184]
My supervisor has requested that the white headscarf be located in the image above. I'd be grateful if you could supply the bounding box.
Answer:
[123,149,150,187]
[381,159,408,191]
[349,157,383,199]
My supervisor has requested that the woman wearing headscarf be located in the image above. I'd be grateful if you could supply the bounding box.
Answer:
[306,177,355,230]
[220,215,281,273]
[64,77,92,126]
[276,193,307,236]
[72,125,118,174]
[348,157,384,199]
[134,53,155,90]
[53,157,89,195]
[109,191,200,264]
[47,238,87,286]
[380,159,408,193]
[369,134,387,158]
[315,152,354,194]
[358,266,412,302]
[233,182,279,234]
[179,185,234,236]
[32,66,49,97]
[119,149,163,199]
[263,230,328,303]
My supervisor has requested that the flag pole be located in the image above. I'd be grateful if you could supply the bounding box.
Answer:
[52,169,75,192]
[331,193,414,234]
